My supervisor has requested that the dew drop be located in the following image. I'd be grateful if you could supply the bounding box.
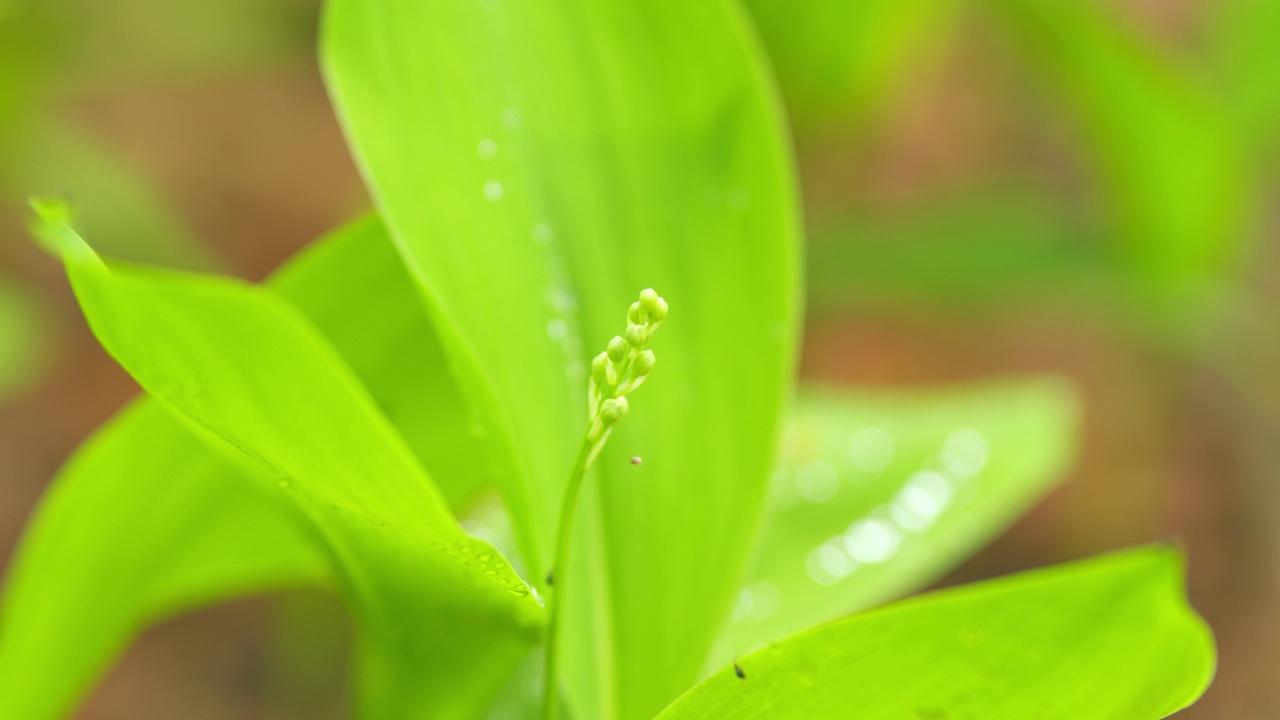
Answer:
[532,223,554,244]
[546,319,568,341]
[477,138,498,160]
[483,181,504,202]
[942,429,988,476]
[849,427,895,473]
[795,460,839,503]
[806,542,854,586]
[844,518,902,564]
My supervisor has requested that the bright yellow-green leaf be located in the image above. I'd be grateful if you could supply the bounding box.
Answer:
[662,547,1215,719]
[0,401,328,720]
[0,214,501,719]
[323,2,801,717]
[719,378,1080,661]
[28,203,543,719]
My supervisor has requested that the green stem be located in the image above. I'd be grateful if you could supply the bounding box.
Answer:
[541,430,600,720]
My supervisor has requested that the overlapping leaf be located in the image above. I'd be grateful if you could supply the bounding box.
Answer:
[664,547,1215,719]
[323,2,800,717]
[719,378,1080,661]
[15,205,541,719]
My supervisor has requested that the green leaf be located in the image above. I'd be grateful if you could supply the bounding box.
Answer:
[1,213,500,718]
[0,401,329,720]
[28,203,543,718]
[271,214,492,511]
[323,3,801,718]
[661,546,1215,719]
[718,378,1080,661]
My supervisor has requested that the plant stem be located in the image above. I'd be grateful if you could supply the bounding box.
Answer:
[541,430,601,720]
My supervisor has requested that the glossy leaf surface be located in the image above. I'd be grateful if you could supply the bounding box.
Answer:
[324,2,800,717]
[0,400,328,720]
[24,205,542,718]
[663,547,1214,719]
[720,378,1080,660]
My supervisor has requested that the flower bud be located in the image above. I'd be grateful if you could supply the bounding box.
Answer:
[607,336,629,362]
[626,325,646,348]
[591,352,611,387]
[639,288,660,314]
[648,297,668,323]
[600,396,629,425]
[632,349,656,376]
[628,301,646,325]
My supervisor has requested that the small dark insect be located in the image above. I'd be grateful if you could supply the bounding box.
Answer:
[546,569,555,586]
[733,661,745,679]
[630,456,642,465]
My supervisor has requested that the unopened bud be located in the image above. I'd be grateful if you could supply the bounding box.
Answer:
[633,349,656,376]
[628,301,646,325]
[639,288,660,314]
[626,325,646,348]
[607,336,629,362]
[600,396,629,425]
[591,352,611,387]
[648,297,668,323]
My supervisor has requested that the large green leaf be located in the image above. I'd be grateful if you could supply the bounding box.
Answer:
[718,378,1080,661]
[661,546,1214,719]
[271,215,491,511]
[28,205,543,718]
[323,2,800,718]
[0,401,329,720]
[0,214,499,718]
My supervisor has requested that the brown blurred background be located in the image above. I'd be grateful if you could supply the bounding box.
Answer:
[1,0,1277,717]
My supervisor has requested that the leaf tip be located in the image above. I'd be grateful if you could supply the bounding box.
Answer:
[27,195,97,266]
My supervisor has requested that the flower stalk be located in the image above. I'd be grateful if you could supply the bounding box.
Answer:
[541,288,668,720]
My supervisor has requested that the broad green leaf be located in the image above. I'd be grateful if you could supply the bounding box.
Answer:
[661,546,1215,719]
[744,0,956,126]
[30,205,543,718]
[986,0,1245,297]
[718,378,1080,662]
[324,2,800,718]
[0,401,329,720]
[271,215,491,511]
[1,214,498,719]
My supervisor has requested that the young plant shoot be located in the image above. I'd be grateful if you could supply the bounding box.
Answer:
[543,288,667,720]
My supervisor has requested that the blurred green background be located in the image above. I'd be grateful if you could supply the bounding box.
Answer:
[1,0,1277,717]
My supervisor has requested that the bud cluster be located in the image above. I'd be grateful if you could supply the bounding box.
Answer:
[587,288,667,441]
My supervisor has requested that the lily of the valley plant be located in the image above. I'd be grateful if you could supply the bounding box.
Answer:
[0,1,1212,719]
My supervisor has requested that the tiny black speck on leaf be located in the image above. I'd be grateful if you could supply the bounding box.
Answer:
[733,662,745,679]
[545,569,555,586]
